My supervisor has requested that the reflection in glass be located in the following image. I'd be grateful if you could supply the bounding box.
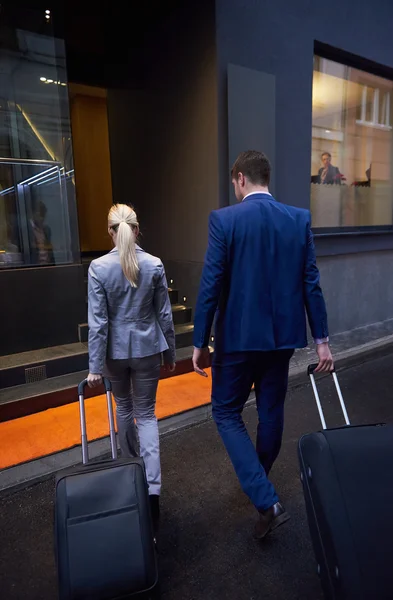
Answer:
[0,9,79,268]
[0,159,75,267]
[311,56,393,229]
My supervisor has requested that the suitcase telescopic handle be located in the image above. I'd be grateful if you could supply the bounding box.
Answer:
[78,377,117,465]
[307,364,350,430]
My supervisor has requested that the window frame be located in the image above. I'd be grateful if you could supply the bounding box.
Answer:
[312,42,393,238]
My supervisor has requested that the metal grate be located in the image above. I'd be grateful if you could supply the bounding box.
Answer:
[25,365,47,384]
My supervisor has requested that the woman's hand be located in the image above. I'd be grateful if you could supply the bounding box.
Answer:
[87,373,103,388]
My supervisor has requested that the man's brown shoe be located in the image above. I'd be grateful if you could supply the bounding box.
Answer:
[254,502,290,540]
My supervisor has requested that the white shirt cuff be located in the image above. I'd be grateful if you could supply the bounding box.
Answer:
[314,337,329,345]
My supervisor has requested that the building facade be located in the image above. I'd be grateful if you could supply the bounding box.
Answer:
[216,0,393,335]
[1,0,393,365]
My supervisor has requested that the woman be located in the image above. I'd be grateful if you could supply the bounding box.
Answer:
[87,204,176,533]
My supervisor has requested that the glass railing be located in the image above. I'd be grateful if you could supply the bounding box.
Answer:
[0,158,78,268]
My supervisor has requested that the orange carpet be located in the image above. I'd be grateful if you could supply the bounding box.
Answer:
[0,369,212,470]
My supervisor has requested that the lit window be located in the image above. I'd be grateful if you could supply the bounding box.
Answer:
[311,56,393,231]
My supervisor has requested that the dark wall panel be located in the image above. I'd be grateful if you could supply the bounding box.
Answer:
[136,0,218,265]
[216,0,393,210]
[227,64,275,203]
[105,0,218,275]
[0,265,86,355]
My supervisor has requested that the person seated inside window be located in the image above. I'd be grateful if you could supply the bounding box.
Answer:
[317,152,343,184]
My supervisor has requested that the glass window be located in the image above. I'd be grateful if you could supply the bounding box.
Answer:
[0,8,79,268]
[311,56,393,231]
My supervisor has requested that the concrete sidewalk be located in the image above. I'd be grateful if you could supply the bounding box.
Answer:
[1,351,393,600]
[0,319,392,494]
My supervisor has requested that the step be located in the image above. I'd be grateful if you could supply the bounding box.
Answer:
[0,343,88,390]
[171,304,192,326]
[174,324,194,348]
[0,371,88,422]
[78,323,89,344]
[168,288,179,304]
[78,321,194,346]
[0,346,213,422]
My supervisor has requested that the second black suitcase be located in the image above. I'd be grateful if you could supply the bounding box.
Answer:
[298,365,393,600]
[55,378,158,600]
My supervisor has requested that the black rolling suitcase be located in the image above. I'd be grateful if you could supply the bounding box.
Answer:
[298,364,393,600]
[55,378,158,600]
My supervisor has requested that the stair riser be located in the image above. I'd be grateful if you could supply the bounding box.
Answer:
[79,324,88,344]
[172,307,192,326]
[0,353,89,390]
[169,289,179,304]
[175,329,194,349]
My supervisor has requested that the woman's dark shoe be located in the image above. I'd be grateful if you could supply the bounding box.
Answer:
[149,494,160,537]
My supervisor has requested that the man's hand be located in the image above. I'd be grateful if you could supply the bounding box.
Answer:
[87,373,103,388]
[192,347,209,377]
[315,343,334,373]
[164,363,176,373]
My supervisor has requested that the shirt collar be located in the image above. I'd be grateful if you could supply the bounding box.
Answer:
[242,191,272,202]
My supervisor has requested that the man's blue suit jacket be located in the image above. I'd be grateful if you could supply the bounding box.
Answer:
[193,193,328,354]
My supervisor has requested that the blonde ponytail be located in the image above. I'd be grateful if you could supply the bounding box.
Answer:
[108,204,139,287]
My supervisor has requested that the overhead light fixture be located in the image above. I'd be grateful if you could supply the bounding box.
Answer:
[40,77,67,87]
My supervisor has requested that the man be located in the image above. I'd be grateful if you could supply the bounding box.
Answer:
[318,152,342,184]
[193,150,333,539]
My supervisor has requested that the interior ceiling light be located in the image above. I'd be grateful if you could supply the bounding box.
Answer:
[39,77,67,86]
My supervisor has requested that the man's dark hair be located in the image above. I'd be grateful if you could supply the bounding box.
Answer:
[231,150,271,186]
[321,152,331,159]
